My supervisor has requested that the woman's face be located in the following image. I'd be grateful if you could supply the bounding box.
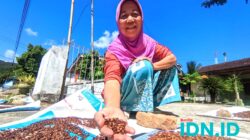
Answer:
[118,1,142,41]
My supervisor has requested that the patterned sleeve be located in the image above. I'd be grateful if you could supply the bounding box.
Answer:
[153,44,173,62]
[104,51,125,84]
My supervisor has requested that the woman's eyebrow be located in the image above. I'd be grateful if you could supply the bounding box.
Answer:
[120,10,127,15]
[132,9,140,13]
[120,11,126,14]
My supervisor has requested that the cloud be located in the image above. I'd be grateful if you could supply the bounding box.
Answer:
[4,50,15,59]
[25,28,38,36]
[43,39,57,46]
[3,49,18,62]
[94,30,118,49]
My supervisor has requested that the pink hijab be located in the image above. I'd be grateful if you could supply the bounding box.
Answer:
[108,0,157,70]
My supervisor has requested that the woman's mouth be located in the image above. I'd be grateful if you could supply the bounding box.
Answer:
[126,26,137,31]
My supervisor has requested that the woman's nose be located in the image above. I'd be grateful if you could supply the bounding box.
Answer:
[126,15,134,23]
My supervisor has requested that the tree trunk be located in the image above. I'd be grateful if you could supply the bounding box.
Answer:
[210,91,216,103]
[203,90,206,103]
[188,83,191,96]
[233,75,240,100]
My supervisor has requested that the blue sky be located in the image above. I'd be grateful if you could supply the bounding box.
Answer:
[0,0,249,73]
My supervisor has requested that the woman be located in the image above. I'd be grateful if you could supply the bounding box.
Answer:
[95,0,181,139]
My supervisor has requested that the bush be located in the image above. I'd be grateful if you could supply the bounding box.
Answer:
[17,75,35,86]
[217,92,235,102]
[222,98,230,104]
[15,75,35,95]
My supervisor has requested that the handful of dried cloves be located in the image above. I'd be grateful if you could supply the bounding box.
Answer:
[104,118,127,134]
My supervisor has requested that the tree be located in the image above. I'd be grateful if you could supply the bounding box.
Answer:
[224,74,244,106]
[93,51,104,79]
[0,60,17,84]
[202,0,227,8]
[180,71,202,100]
[187,61,202,75]
[202,0,248,8]
[180,61,202,97]
[15,44,47,77]
[200,77,224,103]
[77,51,104,80]
[180,72,202,86]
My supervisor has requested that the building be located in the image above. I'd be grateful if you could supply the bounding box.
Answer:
[199,58,250,96]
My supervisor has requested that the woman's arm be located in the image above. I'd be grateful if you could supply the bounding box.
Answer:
[104,80,121,108]
[94,52,135,138]
[152,44,177,70]
[103,51,124,108]
[153,53,176,70]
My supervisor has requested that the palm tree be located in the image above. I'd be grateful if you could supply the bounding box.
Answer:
[181,61,202,97]
[200,77,224,103]
[187,61,202,74]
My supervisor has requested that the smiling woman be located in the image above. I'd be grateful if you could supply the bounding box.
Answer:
[94,0,181,139]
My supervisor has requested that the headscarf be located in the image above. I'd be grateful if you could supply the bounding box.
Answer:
[108,0,157,70]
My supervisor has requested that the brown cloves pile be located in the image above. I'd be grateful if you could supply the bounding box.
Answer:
[234,111,250,118]
[0,117,96,140]
[104,118,126,134]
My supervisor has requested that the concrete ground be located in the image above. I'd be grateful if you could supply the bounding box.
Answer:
[0,102,249,139]
[0,111,37,125]
[0,102,51,125]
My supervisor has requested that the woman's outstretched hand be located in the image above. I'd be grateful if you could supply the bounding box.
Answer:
[94,107,135,140]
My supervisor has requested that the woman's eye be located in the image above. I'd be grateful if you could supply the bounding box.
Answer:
[120,14,127,19]
[132,12,139,17]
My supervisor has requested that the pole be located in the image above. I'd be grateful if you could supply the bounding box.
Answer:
[79,47,84,80]
[90,0,94,93]
[59,0,75,100]
[73,46,80,82]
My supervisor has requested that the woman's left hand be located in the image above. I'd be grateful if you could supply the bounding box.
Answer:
[133,56,152,64]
